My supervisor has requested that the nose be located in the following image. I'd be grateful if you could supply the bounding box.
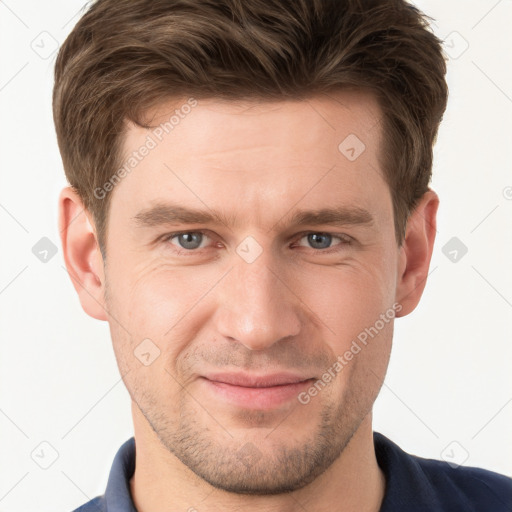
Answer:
[214,250,302,351]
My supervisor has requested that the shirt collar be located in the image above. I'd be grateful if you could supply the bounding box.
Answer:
[103,433,433,511]
[104,437,137,512]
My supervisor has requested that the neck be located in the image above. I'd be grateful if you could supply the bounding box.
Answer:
[129,404,385,512]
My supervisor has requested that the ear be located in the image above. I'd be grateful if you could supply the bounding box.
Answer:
[58,186,108,321]
[395,189,439,317]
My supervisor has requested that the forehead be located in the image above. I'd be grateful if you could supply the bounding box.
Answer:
[133,90,382,158]
[110,90,390,233]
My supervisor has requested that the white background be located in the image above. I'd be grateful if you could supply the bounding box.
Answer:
[1,1,511,511]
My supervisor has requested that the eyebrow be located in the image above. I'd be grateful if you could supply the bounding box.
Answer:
[132,202,374,230]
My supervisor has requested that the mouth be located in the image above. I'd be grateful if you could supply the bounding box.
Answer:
[200,372,316,409]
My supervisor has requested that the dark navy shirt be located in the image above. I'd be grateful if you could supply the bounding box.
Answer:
[72,433,512,511]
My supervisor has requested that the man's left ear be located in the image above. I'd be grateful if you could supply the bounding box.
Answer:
[395,189,439,317]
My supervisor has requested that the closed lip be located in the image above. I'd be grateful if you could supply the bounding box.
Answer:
[201,372,315,388]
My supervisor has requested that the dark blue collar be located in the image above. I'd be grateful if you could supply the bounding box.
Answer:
[76,432,512,512]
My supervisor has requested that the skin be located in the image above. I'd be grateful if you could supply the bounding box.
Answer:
[59,90,438,512]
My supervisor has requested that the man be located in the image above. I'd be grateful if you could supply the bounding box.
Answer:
[53,0,512,511]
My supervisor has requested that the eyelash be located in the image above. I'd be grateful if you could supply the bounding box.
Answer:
[160,230,353,255]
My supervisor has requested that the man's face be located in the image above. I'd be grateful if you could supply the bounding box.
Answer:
[103,91,400,493]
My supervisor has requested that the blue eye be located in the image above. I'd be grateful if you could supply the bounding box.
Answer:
[297,232,350,250]
[160,230,351,256]
[307,233,333,249]
[168,232,208,250]
[178,232,202,249]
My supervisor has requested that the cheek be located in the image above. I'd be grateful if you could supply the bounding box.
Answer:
[291,258,396,399]
[295,258,396,345]
[105,262,226,381]
[109,259,220,334]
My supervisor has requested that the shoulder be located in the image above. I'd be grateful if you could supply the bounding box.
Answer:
[71,495,106,512]
[69,437,136,512]
[415,455,512,510]
[374,432,512,511]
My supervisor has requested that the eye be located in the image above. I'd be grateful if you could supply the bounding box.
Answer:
[163,231,211,251]
[295,232,352,251]
[159,230,352,255]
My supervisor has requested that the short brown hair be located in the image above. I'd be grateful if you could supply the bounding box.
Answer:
[53,0,448,256]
